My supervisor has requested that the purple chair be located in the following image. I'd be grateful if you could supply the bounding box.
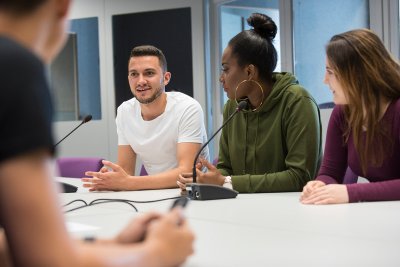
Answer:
[318,102,335,109]
[343,167,358,184]
[140,165,148,176]
[212,157,218,166]
[56,157,103,178]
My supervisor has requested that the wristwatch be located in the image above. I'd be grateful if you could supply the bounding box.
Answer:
[223,176,233,189]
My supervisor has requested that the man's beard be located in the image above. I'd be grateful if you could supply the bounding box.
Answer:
[135,86,164,104]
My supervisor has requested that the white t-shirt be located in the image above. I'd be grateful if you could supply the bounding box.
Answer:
[116,92,209,175]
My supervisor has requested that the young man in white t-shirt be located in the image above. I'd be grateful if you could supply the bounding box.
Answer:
[83,45,209,191]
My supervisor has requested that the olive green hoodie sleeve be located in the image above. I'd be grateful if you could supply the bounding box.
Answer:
[217,77,322,193]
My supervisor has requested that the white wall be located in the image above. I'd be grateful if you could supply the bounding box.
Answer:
[54,0,206,163]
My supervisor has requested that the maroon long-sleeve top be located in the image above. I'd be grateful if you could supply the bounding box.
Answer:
[317,99,400,202]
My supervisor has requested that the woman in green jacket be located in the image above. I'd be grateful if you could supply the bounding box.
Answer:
[178,13,322,193]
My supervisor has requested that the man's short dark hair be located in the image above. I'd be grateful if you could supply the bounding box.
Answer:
[129,45,168,72]
[0,0,47,15]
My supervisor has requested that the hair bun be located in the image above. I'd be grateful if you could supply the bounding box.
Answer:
[247,13,277,41]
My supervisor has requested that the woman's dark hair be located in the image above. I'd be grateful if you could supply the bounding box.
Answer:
[228,13,278,82]
[0,0,47,15]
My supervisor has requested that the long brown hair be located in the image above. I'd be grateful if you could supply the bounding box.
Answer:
[326,29,400,175]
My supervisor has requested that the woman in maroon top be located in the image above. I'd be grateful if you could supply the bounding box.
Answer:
[301,29,400,204]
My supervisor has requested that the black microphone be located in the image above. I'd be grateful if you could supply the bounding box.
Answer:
[54,114,92,193]
[54,114,92,147]
[187,100,248,200]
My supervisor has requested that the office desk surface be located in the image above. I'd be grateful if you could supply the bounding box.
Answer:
[58,177,400,267]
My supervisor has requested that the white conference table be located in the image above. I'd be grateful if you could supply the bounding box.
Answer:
[58,177,400,267]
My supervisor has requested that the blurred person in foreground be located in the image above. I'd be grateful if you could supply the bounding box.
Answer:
[0,0,194,266]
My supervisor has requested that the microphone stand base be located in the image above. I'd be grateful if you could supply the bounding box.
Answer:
[58,181,78,193]
[186,183,238,200]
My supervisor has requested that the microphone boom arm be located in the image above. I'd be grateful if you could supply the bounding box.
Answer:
[192,106,243,182]
[192,100,248,183]
[54,121,84,147]
[54,114,92,147]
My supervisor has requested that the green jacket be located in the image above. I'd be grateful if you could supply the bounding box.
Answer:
[217,72,322,193]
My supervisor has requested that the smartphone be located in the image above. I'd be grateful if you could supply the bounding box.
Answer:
[170,197,189,210]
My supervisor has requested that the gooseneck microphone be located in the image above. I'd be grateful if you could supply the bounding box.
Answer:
[54,115,92,147]
[187,100,248,200]
[54,114,92,193]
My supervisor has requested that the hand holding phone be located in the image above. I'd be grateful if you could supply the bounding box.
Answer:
[170,197,189,210]
[170,197,189,226]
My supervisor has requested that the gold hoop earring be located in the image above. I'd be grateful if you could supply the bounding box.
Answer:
[234,79,264,112]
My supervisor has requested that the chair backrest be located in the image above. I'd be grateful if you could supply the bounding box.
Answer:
[318,102,335,109]
[212,157,218,166]
[56,157,103,178]
[343,166,358,184]
[140,165,148,176]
